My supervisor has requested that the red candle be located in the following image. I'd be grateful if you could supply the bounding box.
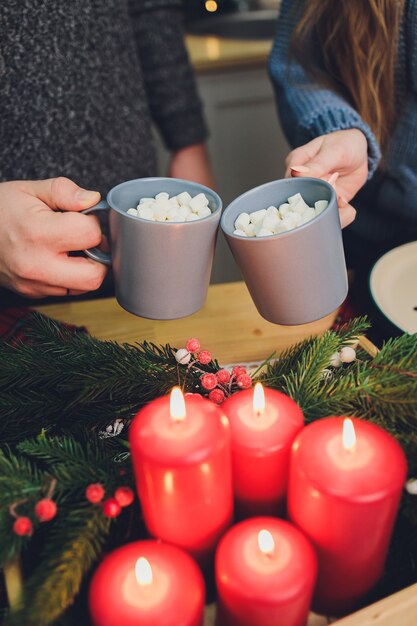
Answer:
[215,517,317,626]
[89,540,205,626]
[129,388,233,565]
[221,384,304,517]
[288,417,407,615]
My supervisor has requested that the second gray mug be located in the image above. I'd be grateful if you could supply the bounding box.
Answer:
[221,178,348,325]
[84,177,222,320]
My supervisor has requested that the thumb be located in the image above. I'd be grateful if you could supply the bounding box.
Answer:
[28,177,101,212]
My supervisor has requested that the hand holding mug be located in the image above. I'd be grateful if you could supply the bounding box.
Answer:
[0,177,107,298]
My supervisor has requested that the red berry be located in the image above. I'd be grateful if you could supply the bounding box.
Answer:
[114,487,134,508]
[86,483,105,504]
[102,498,122,518]
[197,350,212,364]
[232,366,247,377]
[186,338,201,353]
[35,498,57,522]
[13,516,33,537]
[209,389,225,404]
[217,369,231,384]
[237,374,252,389]
[200,373,218,390]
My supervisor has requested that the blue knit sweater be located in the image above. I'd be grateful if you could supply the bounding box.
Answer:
[268,0,417,252]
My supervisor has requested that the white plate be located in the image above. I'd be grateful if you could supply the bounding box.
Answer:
[370,241,417,334]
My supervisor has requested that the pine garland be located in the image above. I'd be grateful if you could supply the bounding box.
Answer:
[0,313,416,626]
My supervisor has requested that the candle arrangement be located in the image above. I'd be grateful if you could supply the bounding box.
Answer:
[2,317,415,626]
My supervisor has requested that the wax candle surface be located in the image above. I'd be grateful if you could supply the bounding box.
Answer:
[222,385,304,517]
[215,517,317,626]
[129,392,233,565]
[89,540,205,626]
[288,417,407,615]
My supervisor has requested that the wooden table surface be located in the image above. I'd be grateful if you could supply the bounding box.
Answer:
[35,281,416,625]
[35,281,337,364]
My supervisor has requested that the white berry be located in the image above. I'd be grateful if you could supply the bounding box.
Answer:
[405,479,417,495]
[340,347,357,363]
[175,348,191,365]
[329,352,342,367]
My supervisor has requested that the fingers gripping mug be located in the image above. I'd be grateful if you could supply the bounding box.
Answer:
[83,178,222,320]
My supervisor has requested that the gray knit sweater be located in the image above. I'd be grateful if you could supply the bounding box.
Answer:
[269,0,417,259]
[0,0,207,195]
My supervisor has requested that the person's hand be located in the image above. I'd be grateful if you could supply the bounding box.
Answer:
[285,129,369,228]
[0,177,108,298]
[168,144,217,190]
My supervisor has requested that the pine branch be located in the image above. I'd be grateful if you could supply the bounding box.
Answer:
[0,313,218,444]
[10,504,111,626]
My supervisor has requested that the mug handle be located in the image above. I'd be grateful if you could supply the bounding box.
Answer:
[82,201,112,266]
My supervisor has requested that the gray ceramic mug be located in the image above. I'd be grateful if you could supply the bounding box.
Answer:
[221,178,348,325]
[84,177,222,319]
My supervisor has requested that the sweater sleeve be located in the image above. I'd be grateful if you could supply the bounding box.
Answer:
[128,0,208,151]
[268,0,381,176]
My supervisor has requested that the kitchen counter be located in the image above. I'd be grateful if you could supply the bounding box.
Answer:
[185,34,272,73]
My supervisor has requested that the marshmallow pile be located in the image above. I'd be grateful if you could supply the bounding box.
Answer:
[126,192,211,222]
[233,193,328,237]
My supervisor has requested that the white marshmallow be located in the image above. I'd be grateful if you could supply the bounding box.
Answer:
[249,209,267,225]
[155,192,169,202]
[233,229,247,236]
[288,193,303,204]
[282,213,302,230]
[257,228,274,237]
[153,205,168,222]
[265,206,279,218]
[139,197,155,204]
[291,198,310,215]
[190,193,209,211]
[138,207,155,221]
[300,208,316,224]
[197,206,211,219]
[244,223,256,236]
[127,208,138,216]
[262,215,281,233]
[278,203,291,217]
[234,212,251,231]
[315,200,328,215]
[177,192,192,206]
[186,213,200,221]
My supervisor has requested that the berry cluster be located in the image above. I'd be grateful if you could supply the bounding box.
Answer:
[11,479,58,537]
[175,338,252,405]
[86,483,135,519]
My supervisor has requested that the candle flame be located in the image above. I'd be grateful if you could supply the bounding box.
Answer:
[253,383,265,415]
[257,529,275,556]
[170,387,186,422]
[342,418,356,451]
[135,557,153,586]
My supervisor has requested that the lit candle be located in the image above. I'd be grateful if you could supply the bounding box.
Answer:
[221,384,304,517]
[129,388,233,566]
[215,517,317,626]
[288,416,407,615]
[89,540,205,626]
